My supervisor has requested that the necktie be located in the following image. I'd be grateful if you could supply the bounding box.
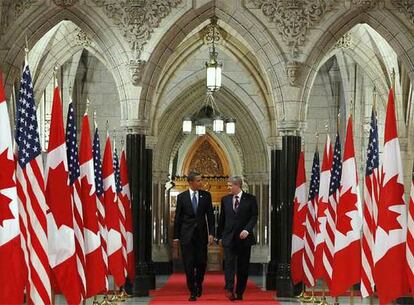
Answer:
[234,195,240,211]
[192,191,198,215]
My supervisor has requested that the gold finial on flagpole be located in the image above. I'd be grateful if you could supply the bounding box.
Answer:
[24,34,29,63]
[349,99,354,119]
[85,98,90,116]
[391,68,396,91]
[53,65,58,87]
[337,111,341,134]
[113,128,117,151]
[93,110,97,129]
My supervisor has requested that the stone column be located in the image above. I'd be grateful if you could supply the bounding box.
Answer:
[126,132,155,296]
[265,136,281,291]
[265,123,303,296]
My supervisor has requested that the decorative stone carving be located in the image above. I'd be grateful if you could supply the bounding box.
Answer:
[75,29,93,47]
[202,16,223,46]
[53,0,79,7]
[249,0,337,57]
[0,0,11,35]
[92,0,182,57]
[188,140,224,176]
[351,0,378,9]
[285,61,301,86]
[391,1,414,24]
[335,32,352,49]
[14,0,35,18]
[128,59,146,86]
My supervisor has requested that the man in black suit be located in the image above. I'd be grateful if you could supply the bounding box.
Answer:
[173,171,215,301]
[217,176,258,301]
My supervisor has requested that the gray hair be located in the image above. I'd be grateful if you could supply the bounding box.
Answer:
[187,171,201,182]
[229,176,243,187]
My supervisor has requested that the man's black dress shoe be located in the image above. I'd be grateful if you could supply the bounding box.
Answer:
[235,293,243,300]
[196,286,202,297]
[225,290,236,301]
[188,294,197,301]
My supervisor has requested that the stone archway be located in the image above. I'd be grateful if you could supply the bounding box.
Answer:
[181,134,230,177]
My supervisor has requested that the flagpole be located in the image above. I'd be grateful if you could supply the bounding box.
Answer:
[24,34,29,64]
[391,68,396,92]
[85,98,90,116]
[320,280,329,305]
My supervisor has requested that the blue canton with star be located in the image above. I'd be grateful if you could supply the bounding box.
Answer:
[93,129,104,197]
[329,134,342,196]
[66,103,80,185]
[15,65,42,168]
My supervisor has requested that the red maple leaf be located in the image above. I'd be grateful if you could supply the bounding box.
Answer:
[80,176,99,234]
[316,201,327,234]
[0,192,14,227]
[0,148,16,190]
[377,175,404,234]
[336,188,358,235]
[292,197,307,237]
[0,148,15,227]
[104,188,119,231]
[46,162,73,229]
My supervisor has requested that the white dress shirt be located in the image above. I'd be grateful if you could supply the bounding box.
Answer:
[189,189,199,204]
[232,191,243,210]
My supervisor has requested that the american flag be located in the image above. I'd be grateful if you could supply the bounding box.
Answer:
[303,150,320,287]
[120,149,135,280]
[114,148,128,277]
[324,133,342,288]
[361,110,379,297]
[113,149,122,194]
[407,162,414,293]
[66,102,86,297]
[93,128,109,277]
[15,64,52,305]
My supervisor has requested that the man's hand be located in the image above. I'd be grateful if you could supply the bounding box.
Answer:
[208,235,214,246]
[239,230,249,240]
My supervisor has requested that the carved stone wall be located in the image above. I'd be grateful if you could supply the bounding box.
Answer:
[188,139,225,176]
[91,0,182,57]
[249,0,338,57]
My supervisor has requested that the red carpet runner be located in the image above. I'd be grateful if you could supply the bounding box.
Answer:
[148,273,280,304]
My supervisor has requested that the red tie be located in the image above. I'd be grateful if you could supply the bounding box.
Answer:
[234,195,240,211]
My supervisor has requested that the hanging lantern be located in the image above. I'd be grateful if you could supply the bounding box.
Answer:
[226,119,236,135]
[195,123,206,136]
[213,117,224,133]
[182,117,192,134]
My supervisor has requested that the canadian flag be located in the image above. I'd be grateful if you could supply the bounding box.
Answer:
[315,135,332,283]
[79,114,107,297]
[331,117,361,296]
[374,88,409,304]
[0,73,26,304]
[102,136,125,287]
[407,163,414,294]
[291,150,307,284]
[120,150,135,280]
[45,86,82,304]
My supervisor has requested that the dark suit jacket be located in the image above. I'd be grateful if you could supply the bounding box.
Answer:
[217,192,258,248]
[173,189,214,245]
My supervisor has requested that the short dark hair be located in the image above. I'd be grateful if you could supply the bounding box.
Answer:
[187,171,201,182]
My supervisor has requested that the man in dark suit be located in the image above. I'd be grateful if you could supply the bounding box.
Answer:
[173,171,215,301]
[217,176,258,301]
